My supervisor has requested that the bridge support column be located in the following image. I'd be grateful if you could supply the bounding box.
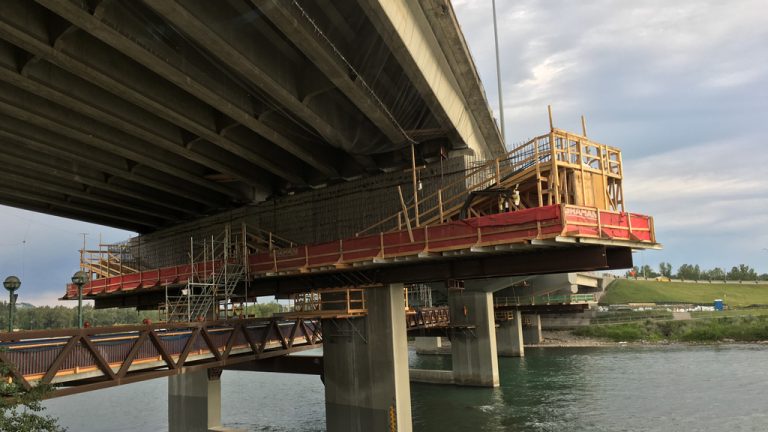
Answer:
[522,314,543,345]
[169,368,241,432]
[414,336,442,354]
[449,290,499,387]
[497,311,525,357]
[322,283,412,432]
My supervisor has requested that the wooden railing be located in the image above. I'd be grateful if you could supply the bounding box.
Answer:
[357,128,624,237]
[285,288,368,317]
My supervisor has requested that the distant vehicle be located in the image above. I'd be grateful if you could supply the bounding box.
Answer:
[655,276,670,282]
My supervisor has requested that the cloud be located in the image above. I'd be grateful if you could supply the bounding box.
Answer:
[0,206,131,306]
[454,0,768,272]
[1,2,767,307]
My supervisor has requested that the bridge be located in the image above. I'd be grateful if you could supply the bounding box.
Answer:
[1,291,599,396]
[0,1,660,431]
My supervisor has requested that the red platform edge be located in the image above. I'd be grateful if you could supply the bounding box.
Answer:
[65,205,654,299]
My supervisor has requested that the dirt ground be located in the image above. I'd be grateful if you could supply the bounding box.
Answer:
[534,330,613,347]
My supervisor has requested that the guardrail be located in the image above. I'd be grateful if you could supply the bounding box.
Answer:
[494,293,596,307]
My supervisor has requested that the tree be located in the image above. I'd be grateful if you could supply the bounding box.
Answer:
[659,262,673,278]
[703,267,725,281]
[637,264,658,278]
[677,264,701,281]
[728,264,758,281]
[0,350,65,432]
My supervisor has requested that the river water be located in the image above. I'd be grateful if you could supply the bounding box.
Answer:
[43,345,768,431]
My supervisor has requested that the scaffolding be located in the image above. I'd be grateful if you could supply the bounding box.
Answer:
[357,122,625,237]
[162,224,248,322]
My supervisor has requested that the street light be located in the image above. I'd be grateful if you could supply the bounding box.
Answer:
[71,271,88,329]
[3,276,21,332]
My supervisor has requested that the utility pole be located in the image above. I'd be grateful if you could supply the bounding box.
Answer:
[492,0,505,144]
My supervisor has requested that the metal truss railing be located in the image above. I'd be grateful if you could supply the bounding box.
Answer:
[405,306,451,330]
[0,317,321,398]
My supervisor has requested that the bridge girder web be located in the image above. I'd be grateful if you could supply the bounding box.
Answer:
[0,0,503,231]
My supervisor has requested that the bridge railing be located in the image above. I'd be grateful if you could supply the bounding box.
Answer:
[494,293,597,307]
[405,307,451,329]
[0,317,321,397]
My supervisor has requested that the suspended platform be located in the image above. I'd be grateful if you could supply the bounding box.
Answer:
[64,203,657,301]
[63,127,660,304]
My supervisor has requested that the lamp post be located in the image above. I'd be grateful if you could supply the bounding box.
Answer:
[3,276,21,332]
[71,271,88,329]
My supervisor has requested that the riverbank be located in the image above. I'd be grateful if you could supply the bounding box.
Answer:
[573,315,768,343]
[412,316,768,352]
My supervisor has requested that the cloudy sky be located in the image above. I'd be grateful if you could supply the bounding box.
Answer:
[1,0,766,305]
[453,0,767,273]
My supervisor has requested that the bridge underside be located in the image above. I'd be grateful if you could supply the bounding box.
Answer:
[88,243,632,310]
[0,0,502,232]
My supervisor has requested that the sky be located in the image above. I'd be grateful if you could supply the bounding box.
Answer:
[1,0,767,305]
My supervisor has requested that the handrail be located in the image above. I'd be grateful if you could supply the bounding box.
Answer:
[356,129,624,237]
[494,293,596,307]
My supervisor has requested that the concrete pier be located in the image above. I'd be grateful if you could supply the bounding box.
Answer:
[522,314,543,345]
[497,310,525,357]
[449,290,499,387]
[414,336,442,354]
[168,368,243,432]
[322,283,412,432]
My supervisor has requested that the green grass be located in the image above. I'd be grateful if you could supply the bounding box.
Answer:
[601,279,768,307]
[573,316,768,342]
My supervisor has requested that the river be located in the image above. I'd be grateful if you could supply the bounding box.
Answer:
[43,344,768,431]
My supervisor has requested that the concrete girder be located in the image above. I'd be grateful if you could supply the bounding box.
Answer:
[254,0,409,146]
[0,80,244,201]
[0,58,274,189]
[0,195,149,233]
[143,0,388,155]
[298,0,439,141]
[355,0,495,158]
[0,114,223,207]
[0,3,305,187]
[0,144,202,215]
[417,0,505,156]
[0,168,181,221]
[0,182,164,229]
[35,0,342,178]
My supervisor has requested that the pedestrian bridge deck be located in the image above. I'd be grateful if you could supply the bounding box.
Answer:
[0,317,321,398]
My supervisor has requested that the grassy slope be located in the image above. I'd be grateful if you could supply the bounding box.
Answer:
[601,279,768,307]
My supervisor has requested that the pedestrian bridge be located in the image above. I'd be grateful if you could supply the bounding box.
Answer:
[0,291,599,398]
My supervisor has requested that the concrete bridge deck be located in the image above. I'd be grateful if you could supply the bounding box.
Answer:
[0,0,503,232]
